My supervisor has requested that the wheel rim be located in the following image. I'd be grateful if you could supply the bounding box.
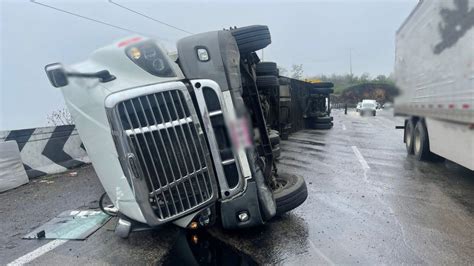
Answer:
[273,178,289,194]
[414,127,421,154]
[406,125,412,148]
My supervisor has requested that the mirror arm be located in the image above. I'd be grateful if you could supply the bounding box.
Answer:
[67,70,116,83]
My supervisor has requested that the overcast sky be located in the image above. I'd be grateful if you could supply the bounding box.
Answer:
[0,0,417,130]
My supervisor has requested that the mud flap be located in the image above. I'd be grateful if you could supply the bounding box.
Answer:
[247,149,276,221]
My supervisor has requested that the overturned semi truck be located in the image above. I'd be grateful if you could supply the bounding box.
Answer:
[44,26,310,238]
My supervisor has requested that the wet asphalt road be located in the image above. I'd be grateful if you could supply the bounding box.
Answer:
[1,109,473,265]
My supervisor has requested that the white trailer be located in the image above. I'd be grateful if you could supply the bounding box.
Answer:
[394,0,474,170]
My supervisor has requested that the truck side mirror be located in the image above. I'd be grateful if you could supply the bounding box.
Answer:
[45,63,69,88]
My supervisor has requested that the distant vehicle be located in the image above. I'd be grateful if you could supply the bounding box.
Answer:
[394,0,474,170]
[383,102,393,109]
[360,101,376,116]
[356,102,362,112]
[362,99,377,105]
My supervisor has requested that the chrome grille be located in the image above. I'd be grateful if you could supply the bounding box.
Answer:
[114,88,215,220]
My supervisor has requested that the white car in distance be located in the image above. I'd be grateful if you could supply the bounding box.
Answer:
[360,101,376,116]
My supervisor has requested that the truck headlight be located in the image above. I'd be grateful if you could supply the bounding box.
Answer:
[125,40,176,77]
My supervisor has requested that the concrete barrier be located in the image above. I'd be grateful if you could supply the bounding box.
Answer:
[0,141,29,192]
[0,125,90,178]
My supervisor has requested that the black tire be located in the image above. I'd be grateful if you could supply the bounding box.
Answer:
[230,25,271,55]
[308,121,333,129]
[281,132,289,140]
[256,62,279,76]
[256,75,279,87]
[414,120,432,161]
[269,130,280,146]
[313,116,332,124]
[309,87,334,94]
[373,111,376,116]
[405,119,415,155]
[272,145,281,159]
[273,173,308,215]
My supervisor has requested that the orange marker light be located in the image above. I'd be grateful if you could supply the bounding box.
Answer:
[189,221,199,230]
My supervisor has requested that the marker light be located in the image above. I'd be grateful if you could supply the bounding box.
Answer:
[197,48,209,61]
[189,221,199,230]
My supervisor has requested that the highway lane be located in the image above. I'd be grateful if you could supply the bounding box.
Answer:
[1,108,473,264]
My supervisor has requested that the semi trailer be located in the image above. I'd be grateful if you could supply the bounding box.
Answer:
[394,0,474,170]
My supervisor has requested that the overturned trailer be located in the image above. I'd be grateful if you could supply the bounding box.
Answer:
[272,78,334,133]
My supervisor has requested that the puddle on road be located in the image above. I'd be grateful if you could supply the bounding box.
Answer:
[161,229,257,266]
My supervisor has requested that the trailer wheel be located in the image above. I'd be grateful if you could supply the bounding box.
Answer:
[272,145,281,160]
[313,116,332,123]
[256,75,279,87]
[230,25,271,55]
[256,62,279,76]
[405,119,415,155]
[273,173,308,215]
[308,121,333,130]
[414,120,434,161]
[269,130,280,146]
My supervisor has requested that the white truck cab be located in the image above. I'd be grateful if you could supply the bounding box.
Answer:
[45,26,308,238]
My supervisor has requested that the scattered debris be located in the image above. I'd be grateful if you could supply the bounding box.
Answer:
[23,210,110,240]
[37,230,46,239]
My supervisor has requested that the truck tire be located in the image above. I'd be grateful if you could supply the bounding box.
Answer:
[414,120,432,161]
[308,121,333,129]
[309,87,334,95]
[256,75,279,87]
[230,25,271,55]
[272,145,281,159]
[269,130,280,146]
[256,62,279,76]
[405,119,415,155]
[313,116,332,124]
[273,173,308,215]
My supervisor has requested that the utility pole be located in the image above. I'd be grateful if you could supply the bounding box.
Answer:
[349,48,353,77]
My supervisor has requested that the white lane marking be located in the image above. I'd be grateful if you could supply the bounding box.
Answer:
[308,239,335,265]
[342,124,347,131]
[351,146,370,170]
[7,240,68,266]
